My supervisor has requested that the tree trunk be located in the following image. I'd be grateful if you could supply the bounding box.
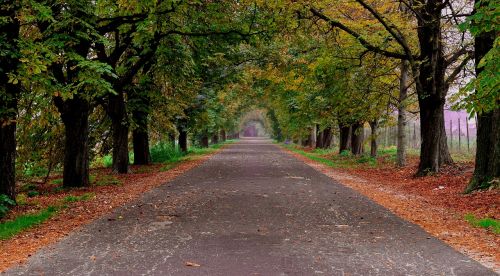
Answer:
[58,98,90,187]
[438,118,453,166]
[467,6,499,192]
[309,125,317,148]
[108,93,129,173]
[133,128,150,165]
[415,3,447,175]
[369,121,378,158]
[212,133,219,144]
[0,1,20,200]
[397,61,408,167]
[220,129,226,142]
[200,135,209,148]
[178,128,188,152]
[316,129,324,149]
[351,122,364,155]
[168,133,176,148]
[322,127,333,148]
[339,124,352,153]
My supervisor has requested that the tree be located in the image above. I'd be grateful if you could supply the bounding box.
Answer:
[464,0,499,192]
[0,1,21,200]
[308,0,472,174]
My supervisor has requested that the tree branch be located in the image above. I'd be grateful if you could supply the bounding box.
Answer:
[309,8,408,60]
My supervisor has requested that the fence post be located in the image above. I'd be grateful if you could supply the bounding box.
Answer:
[449,119,453,151]
[466,119,470,152]
[458,118,461,151]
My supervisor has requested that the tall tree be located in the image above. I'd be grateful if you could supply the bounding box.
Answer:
[0,1,21,200]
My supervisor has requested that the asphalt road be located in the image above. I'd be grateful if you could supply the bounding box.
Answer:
[6,138,496,275]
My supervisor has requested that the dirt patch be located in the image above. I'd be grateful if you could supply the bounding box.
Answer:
[0,154,216,272]
[282,147,500,272]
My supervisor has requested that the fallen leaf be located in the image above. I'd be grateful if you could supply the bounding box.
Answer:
[185,261,201,267]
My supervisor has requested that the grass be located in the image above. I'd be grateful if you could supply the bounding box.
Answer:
[464,214,500,234]
[93,175,121,186]
[62,193,95,203]
[0,206,57,240]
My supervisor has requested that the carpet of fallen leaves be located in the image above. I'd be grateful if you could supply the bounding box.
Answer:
[0,153,216,272]
[283,148,499,272]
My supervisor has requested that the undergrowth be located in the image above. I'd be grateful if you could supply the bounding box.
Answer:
[0,206,57,240]
[464,214,500,234]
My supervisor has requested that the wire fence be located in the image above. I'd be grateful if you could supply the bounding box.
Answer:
[372,117,477,154]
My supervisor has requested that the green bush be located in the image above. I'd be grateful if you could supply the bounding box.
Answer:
[339,150,351,157]
[0,195,15,219]
[150,142,184,163]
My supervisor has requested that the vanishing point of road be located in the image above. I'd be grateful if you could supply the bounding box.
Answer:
[7,138,495,275]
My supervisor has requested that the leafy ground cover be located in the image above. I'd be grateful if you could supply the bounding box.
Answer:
[0,141,233,272]
[281,143,499,271]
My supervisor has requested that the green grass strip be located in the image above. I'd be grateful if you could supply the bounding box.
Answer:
[0,206,57,240]
[465,214,500,234]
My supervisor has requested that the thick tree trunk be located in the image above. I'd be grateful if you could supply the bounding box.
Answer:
[351,122,364,155]
[220,129,226,142]
[369,121,378,158]
[200,135,209,148]
[415,3,448,175]
[316,128,324,149]
[212,133,219,144]
[178,128,188,152]
[417,95,444,175]
[438,118,453,166]
[0,1,20,200]
[467,7,499,192]
[108,93,129,173]
[58,98,90,187]
[309,125,317,149]
[132,107,151,165]
[133,128,150,165]
[0,121,16,200]
[397,61,408,167]
[339,124,352,153]
[322,127,333,148]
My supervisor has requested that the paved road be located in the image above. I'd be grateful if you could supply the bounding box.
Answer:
[7,138,495,275]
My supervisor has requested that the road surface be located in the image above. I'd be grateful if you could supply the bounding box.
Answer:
[6,138,495,275]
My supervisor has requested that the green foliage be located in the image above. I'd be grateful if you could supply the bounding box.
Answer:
[150,142,184,163]
[26,191,40,198]
[62,193,95,203]
[0,195,16,219]
[94,176,121,186]
[339,150,351,157]
[464,214,500,234]
[0,206,57,240]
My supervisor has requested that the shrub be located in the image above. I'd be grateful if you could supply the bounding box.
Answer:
[0,195,16,219]
[150,142,184,163]
[339,150,351,157]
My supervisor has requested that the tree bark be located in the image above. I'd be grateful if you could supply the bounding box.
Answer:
[415,2,448,175]
[133,128,150,165]
[0,3,20,200]
[369,121,378,158]
[397,61,408,167]
[322,127,333,148]
[351,122,364,155]
[178,127,188,153]
[108,93,129,173]
[339,124,352,153]
[316,129,324,149]
[200,135,209,148]
[57,97,91,187]
[309,125,317,149]
[220,129,226,142]
[212,133,219,144]
[467,4,499,192]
